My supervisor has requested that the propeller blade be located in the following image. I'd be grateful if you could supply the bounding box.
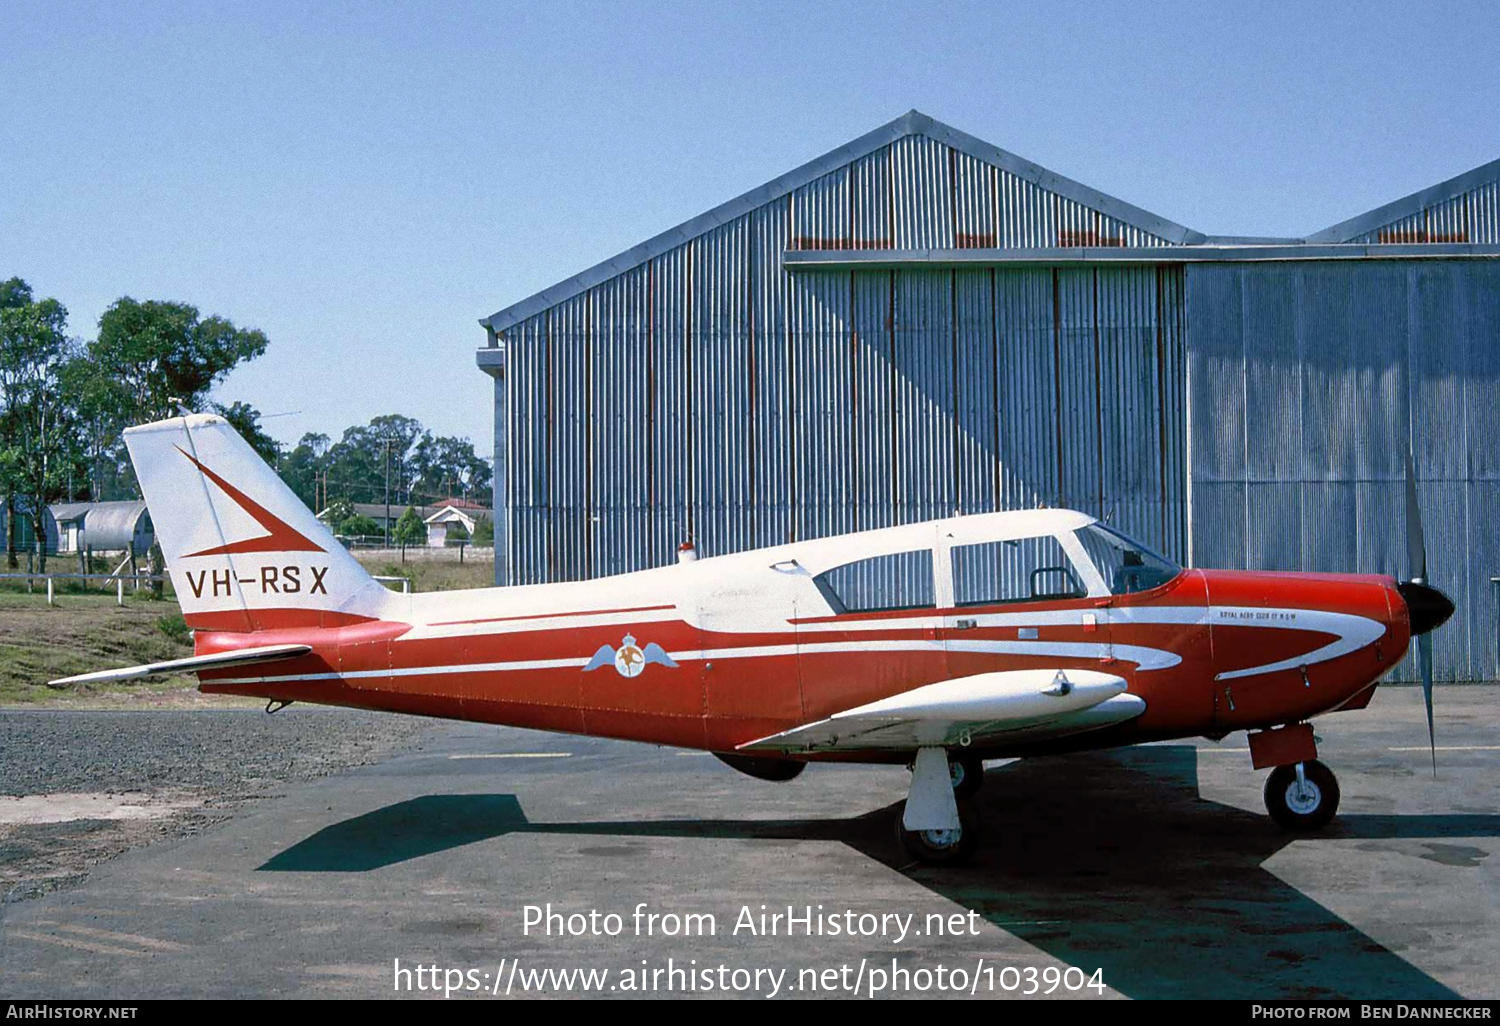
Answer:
[1405,446,1436,776]
[1403,449,1427,584]
[1419,633,1436,777]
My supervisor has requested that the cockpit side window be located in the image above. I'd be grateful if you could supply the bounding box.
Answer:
[951,534,1086,606]
[1075,524,1181,595]
[813,549,934,614]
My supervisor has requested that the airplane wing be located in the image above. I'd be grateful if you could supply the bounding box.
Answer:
[48,644,315,687]
[736,668,1145,754]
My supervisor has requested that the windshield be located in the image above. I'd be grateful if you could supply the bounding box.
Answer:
[1075,524,1181,595]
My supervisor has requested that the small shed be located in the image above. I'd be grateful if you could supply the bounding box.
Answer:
[48,503,90,554]
[47,500,154,555]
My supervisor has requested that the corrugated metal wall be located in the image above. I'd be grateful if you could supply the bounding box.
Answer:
[1187,260,1500,681]
[494,135,1188,590]
[492,130,1500,683]
[788,136,1173,251]
[1345,180,1500,245]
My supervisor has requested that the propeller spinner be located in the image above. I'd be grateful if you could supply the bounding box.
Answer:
[1400,450,1457,775]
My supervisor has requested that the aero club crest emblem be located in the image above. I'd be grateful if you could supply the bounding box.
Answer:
[583,634,679,678]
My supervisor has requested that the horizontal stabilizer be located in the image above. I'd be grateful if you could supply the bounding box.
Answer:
[739,668,1143,754]
[48,644,314,687]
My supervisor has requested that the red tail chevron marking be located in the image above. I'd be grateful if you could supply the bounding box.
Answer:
[176,447,324,557]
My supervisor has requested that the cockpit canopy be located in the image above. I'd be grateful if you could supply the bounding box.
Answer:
[809,517,1181,614]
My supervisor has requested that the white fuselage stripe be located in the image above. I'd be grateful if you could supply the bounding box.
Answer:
[400,607,682,641]
[205,638,1182,685]
[1209,606,1385,680]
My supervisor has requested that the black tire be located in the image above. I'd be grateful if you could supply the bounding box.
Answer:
[949,754,986,798]
[1264,760,1340,831]
[896,796,981,865]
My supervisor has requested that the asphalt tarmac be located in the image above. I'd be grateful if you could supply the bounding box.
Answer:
[1,686,1496,1000]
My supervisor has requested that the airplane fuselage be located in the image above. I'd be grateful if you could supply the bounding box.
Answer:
[192,553,1412,761]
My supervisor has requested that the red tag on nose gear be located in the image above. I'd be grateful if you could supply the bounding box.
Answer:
[1247,722,1317,770]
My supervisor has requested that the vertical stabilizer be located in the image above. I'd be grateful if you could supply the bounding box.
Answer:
[124,414,392,631]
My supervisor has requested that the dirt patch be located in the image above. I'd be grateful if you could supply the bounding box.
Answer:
[0,792,199,825]
[0,707,435,900]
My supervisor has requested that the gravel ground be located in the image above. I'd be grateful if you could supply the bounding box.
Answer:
[0,707,437,901]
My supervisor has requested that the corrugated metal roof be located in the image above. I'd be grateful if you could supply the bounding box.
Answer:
[480,110,1202,335]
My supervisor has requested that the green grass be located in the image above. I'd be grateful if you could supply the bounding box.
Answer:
[356,553,496,593]
[0,590,195,703]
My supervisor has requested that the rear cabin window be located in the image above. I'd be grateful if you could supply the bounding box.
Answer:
[952,535,1086,606]
[813,550,935,614]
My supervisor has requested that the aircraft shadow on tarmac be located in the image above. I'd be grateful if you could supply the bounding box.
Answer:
[260,745,1498,1000]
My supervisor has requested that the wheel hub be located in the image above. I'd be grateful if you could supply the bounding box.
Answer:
[1285,778,1322,815]
[920,827,962,849]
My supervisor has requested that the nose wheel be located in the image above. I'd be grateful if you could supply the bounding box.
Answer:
[1263,759,1340,831]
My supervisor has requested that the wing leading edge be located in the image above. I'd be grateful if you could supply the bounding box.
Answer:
[737,669,1145,754]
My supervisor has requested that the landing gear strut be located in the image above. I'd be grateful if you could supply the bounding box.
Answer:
[1263,759,1340,831]
[896,747,981,865]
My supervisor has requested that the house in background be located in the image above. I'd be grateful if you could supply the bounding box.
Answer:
[424,503,480,547]
[317,498,491,547]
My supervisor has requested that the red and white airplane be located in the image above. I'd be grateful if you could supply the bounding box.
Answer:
[56,414,1456,864]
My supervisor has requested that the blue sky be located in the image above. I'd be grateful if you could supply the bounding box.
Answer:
[3,0,1496,451]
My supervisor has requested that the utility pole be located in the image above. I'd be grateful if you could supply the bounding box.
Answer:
[383,438,394,548]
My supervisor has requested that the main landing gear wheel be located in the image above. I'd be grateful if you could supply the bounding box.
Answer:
[949,754,986,798]
[1264,760,1340,831]
[896,796,980,866]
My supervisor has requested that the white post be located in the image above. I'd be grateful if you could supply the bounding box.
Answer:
[46,577,53,605]
[117,578,124,606]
